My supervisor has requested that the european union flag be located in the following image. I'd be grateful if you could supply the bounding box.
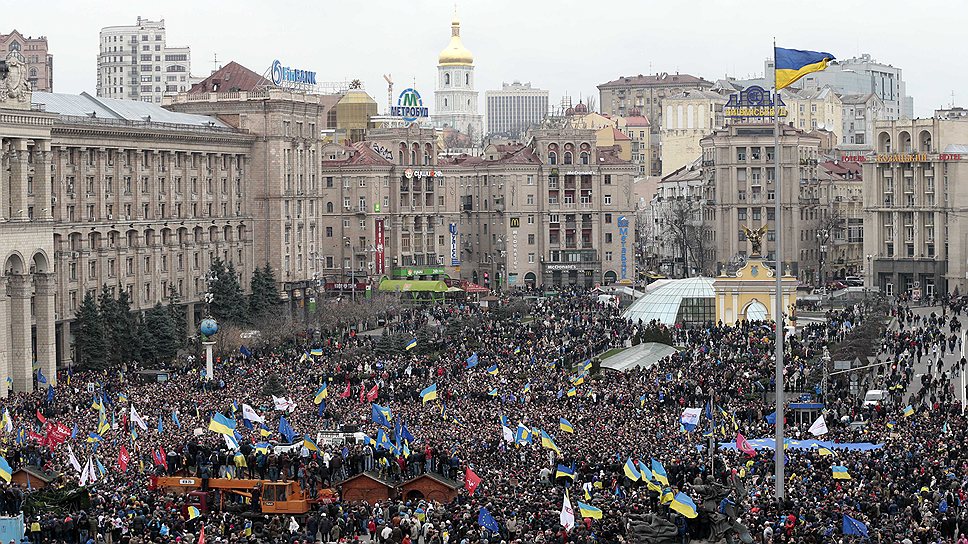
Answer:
[841,514,868,538]
[36,368,47,386]
[400,422,416,444]
[478,506,500,533]
[371,404,393,427]
[46,385,54,403]
[278,415,296,443]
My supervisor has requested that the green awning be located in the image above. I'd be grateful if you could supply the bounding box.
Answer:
[378,279,450,293]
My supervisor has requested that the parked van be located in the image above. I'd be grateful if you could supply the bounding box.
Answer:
[863,389,889,407]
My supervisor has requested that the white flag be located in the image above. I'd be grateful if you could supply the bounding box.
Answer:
[808,414,828,436]
[67,445,82,474]
[224,433,240,451]
[79,457,95,486]
[88,457,98,483]
[2,409,11,433]
[242,403,264,424]
[501,425,514,443]
[130,405,148,431]
[559,491,575,531]
[272,395,295,412]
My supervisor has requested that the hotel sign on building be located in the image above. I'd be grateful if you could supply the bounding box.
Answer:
[724,85,788,119]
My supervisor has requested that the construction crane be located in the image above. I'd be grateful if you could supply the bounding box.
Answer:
[383,74,393,114]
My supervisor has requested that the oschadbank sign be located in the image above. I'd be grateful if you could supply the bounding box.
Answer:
[391,88,429,123]
[271,59,316,86]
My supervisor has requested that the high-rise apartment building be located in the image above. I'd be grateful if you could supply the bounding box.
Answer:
[863,118,968,297]
[97,17,192,103]
[485,82,548,139]
[0,30,53,91]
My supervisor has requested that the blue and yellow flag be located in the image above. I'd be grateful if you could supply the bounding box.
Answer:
[303,434,321,452]
[555,464,575,480]
[310,347,324,356]
[514,345,521,354]
[831,465,851,480]
[254,442,270,455]
[577,501,603,520]
[774,47,835,90]
[187,506,201,520]
[486,364,498,375]
[540,430,561,454]
[651,458,669,486]
[91,395,103,412]
[208,413,237,436]
[903,404,915,417]
[559,417,574,434]
[118,392,128,404]
[0,457,10,483]
[405,338,418,351]
[623,458,641,481]
[671,492,698,518]
[487,388,498,397]
[314,382,328,404]
[420,384,438,404]
[567,387,577,397]
[522,383,531,394]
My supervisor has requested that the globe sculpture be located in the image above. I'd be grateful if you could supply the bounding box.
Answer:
[200,318,219,337]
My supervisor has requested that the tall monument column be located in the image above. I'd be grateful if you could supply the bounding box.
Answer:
[33,273,57,386]
[8,274,33,392]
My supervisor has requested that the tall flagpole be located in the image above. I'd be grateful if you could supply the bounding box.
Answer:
[773,39,785,500]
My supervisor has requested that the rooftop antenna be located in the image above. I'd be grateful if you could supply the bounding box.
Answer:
[383,74,394,114]
[951,90,956,109]
[212,52,220,74]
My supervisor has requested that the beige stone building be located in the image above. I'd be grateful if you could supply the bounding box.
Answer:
[164,85,341,315]
[660,90,727,176]
[1,30,53,91]
[312,127,638,289]
[863,118,968,297]
[781,87,843,144]
[598,73,713,177]
[701,123,826,282]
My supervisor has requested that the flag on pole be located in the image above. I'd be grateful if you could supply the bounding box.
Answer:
[577,501,603,520]
[831,465,852,479]
[560,491,575,531]
[477,506,500,533]
[540,430,561,454]
[465,353,479,368]
[118,445,130,472]
[171,410,181,429]
[67,445,82,474]
[623,458,641,481]
[559,417,575,433]
[208,413,237,436]
[420,384,438,404]
[405,338,418,351]
[774,47,836,90]
[157,415,164,434]
[841,514,869,538]
[808,414,828,436]
[736,432,757,457]
[130,405,148,431]
[465,466,482,496]
[340,381,352,398]
[313,383,328,404]
[366,384,380,402]
[671,492,698,518]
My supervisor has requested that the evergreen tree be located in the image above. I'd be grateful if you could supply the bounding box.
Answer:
[249,263,282,319]
[165,284,188,349]
[114,287,142,364]
[98,285,122,367]
[139,303,180,365]
[73,291,108,370]
[208,257,248,324]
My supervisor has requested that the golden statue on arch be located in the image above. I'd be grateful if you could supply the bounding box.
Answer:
[742,224,769,257]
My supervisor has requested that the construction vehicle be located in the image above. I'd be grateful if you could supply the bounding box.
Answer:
[149,475,337,516]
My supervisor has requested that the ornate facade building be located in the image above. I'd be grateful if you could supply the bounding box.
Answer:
[433,15,483,152]
[0,60,254,390]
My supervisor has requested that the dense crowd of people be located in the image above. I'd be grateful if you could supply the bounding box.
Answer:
[3,288,967,543]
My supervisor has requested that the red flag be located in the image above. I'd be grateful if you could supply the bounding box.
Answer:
[366,384,379,402]
[118,445,130,472]
[359,384,365,403]
[36,410,46,424]
[197,522,206,544]
[736,432,756,457]
[465,466,482,496]
[152,447,168,470]
[340,381,352,399]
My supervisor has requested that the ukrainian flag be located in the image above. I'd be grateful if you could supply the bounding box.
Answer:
[671,492,698,518]
[886,420,896,429]
[582,359,592,372]
[303,434,320,452]
[903,404,915,417]
[831,465,852,480]
[515,423,531,444]
[259,424,271,438]
[420,384,438,404]
[313,383,328,404]
[118,392,128,403]
[208,413,237,436]
[523,383,531,394]
[514,346,521,354]
[577,501,603,520]
[817,447,836,456]
[487,388,498,397]
[486,364,499,375]
[555,464,575,480]
[651,458,669,486]
[774,47,835,90]
[310,348,324,356]
[233,452,247,467]
[91,395,103,412]
[254,442,270,455]
[559,417,574,434]
[405,338,418,351]
[187,506,201,520]
[87,432,102,443]
[623,458,641,481]
[0,457,10,483]
[567,387,577,397]
[540,430,561,454]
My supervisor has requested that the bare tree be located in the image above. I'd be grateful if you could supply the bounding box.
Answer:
[662,197,714,277]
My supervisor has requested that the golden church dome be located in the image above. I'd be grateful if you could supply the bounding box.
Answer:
[438,17,473,66]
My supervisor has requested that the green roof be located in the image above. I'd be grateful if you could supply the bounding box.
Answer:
[378,279,450,293]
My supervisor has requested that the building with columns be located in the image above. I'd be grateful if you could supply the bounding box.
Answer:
[0,30,54,92]
[1,59,255,386]
[433,15,483,150]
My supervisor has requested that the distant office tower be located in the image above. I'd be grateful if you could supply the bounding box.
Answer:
[485,82,549,138]
[97,17,191,103]
[793,54,912,120]
[0,30,53,91]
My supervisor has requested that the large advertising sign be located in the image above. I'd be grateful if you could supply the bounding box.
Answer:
[271,59,316,87]
[391,88,430,123]
[374,219,386,275]
[449,223,460,266]
[724,85,788,119]
[618,215,630,281]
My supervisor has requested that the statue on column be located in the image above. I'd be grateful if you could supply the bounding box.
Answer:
[742,224,769,258]
[0,53,31,106]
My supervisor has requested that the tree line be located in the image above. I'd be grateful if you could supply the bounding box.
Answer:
[71,258,282,370]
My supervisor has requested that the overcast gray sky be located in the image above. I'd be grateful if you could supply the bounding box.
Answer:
[7,0,965,117]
